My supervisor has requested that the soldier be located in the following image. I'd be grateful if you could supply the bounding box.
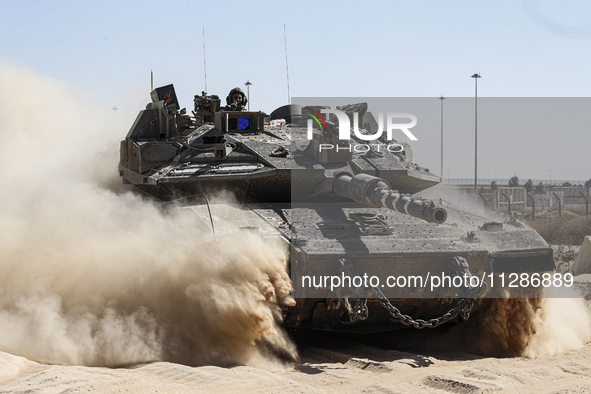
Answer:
[224,87,247,111]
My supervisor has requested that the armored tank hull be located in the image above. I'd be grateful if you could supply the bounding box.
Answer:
[119,86,555,332]
[184,201,553,332]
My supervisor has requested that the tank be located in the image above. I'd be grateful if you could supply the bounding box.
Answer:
[119,85,555,332]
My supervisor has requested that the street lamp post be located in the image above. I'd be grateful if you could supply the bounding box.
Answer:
[439,96,446,183]
[471,73,481,194]
[244,80,252,111]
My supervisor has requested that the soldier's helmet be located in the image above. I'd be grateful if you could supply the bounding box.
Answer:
[226,87,247,107]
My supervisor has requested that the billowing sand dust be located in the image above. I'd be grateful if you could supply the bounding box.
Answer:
[1,62,591,393]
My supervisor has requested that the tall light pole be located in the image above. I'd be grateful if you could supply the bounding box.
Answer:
[471,73,481,194]
[244,80,252,111]
[439,96,446,183]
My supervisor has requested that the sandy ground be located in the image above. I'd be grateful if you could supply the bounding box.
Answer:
[1,337,590,394]
[0,343,590,394]
[1,299,590,394]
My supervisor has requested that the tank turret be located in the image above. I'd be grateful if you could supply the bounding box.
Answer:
[119,85,441,202]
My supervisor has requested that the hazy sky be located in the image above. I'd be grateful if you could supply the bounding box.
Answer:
[1,0,590,182]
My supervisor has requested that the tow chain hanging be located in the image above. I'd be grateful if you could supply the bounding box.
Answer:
[338,258,488,328]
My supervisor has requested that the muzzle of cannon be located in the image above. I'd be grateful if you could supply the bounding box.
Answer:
[332,173,447,224]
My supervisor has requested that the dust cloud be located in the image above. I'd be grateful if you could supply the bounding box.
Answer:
[365,289,590,358]
[468,288,591,358]
[523,287,591,357]
[0,62,296,368]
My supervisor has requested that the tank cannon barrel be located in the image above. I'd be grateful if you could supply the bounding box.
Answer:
[333,173,447,224]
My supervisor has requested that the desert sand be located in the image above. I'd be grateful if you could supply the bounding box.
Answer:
[1,295,590,393]
[0,334,590,393]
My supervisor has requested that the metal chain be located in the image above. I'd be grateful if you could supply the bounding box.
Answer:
[372,286,476,329]
[343,297,369,322]
[337,257,485,328]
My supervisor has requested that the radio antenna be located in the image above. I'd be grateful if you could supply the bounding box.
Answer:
[202,24,208,93]
[284,24,291,104]
[206,198,216,242]
[151,70,153,91]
